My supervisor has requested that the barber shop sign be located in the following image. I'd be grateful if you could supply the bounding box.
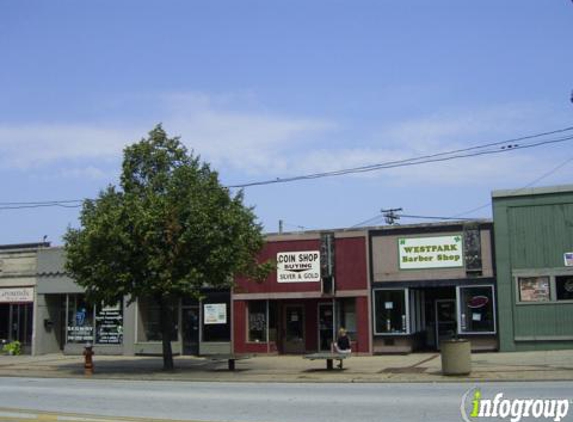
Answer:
[399,235,464,270]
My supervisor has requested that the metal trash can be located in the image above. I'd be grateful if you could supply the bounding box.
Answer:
[441,339,471,375]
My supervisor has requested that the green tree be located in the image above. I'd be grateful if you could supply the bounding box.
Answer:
[64,125,271,370]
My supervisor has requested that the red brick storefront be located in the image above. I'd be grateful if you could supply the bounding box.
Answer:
[233,230,371,355]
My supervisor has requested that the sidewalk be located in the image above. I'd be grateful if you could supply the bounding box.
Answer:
[0,350,572,383]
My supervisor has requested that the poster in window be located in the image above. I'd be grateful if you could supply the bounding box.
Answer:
[67,305,94,342]
[96,303,123,345]
[519,277,550,302]
[204,303,227,325]
[249,313,266,331]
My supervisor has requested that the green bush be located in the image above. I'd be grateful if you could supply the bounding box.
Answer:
[2,340,21,355]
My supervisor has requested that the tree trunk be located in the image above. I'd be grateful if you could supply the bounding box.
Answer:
[159,296,174,371]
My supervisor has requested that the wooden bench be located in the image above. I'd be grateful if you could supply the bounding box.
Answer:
[205,354,252,371]
[303,352,350,370]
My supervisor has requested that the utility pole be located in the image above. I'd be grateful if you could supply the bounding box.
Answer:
[381,208,403,225]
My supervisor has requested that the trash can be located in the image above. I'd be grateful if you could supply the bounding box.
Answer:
[441,339,471,375]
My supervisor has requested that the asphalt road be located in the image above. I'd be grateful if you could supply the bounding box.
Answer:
[0,377,572,422]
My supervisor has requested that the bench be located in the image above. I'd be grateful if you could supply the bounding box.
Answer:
[303,352,350,370]
[205,354,252,371]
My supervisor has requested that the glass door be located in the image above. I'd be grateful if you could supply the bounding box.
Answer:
[435,299,456,350]
[182,307,200,355]
[283,305,305,354]
[4,303,33,353]
[0,305,9,343]
[318,303,334,352]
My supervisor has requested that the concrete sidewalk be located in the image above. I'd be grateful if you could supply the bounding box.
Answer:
[0,350,572,383]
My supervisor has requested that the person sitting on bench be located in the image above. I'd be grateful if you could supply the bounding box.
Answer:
[334,327,351,368]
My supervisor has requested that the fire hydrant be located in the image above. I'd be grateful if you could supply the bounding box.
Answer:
[83,343,94,376]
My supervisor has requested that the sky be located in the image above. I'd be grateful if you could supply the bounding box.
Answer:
[1,1,572,245]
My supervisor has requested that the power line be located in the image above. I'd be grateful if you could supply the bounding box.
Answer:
[351,211,474,228]
[350,214,388,228]
[399,214,473,221]
[0,203,82,210]
[0,199,83,210]
[2,125,573,211]
[229,129,573,188]
[351,150,573,227]
[451,153,573,218]
[0,200,83,205]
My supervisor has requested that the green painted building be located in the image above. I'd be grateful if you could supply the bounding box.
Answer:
[492,184,573,352]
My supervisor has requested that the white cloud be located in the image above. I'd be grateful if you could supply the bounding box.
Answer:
[0,125,135,169]
[58,166,109,180]
[0,93,336,177]
[0,95,569,192]
[170,110,335,175]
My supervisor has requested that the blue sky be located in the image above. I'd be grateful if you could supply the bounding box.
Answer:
[1,1,572,245]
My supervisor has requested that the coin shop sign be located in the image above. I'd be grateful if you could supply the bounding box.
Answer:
[277,251,321,283]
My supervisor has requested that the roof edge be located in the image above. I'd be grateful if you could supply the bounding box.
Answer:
[492,184,573,199]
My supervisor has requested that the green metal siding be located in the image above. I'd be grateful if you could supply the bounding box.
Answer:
[492,200,516,351]
[513,305,573,337]
[493,189,573,352]
[508,204,573,269]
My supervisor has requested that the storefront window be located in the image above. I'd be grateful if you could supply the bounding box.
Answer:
[95,302,124,345]
[556,276,573,301]
[459,286,495,333]
[137,297,178,342]
[67,295,94,343]
[248,301,266,342]
[268,301,278,342]
[518,277,550,302]
[202,291,230,342]
[337,299,356,338]
[66,295,125,345]
[373,289,408,334]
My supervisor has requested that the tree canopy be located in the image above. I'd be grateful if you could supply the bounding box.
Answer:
[64,125,271,369]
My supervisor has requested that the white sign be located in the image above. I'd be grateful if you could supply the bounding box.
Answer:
[204,303,227,325]
[0,287,34,303]
[398,235,463,270]
[564,252,573,267]
[277,250,321,283]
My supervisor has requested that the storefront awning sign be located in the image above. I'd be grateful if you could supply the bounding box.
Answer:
[277,250,321,283]
[398,235,464,270]
[0,287,34,303]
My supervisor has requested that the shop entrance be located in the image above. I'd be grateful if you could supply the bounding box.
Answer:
[0,303,33,352]
[318,303,334,352]
[283,305,305,354]
[182,306,200,355]
[435,299,457,350]
[411,286,456,351]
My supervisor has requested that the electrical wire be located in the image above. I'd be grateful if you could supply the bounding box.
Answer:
[350,213,390,228]
[0,203,82,210]
[229,132,573,188]
[0,200,83,205]
[2,125,573,211]
[451,153,573,218]
[351,152,573,226]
